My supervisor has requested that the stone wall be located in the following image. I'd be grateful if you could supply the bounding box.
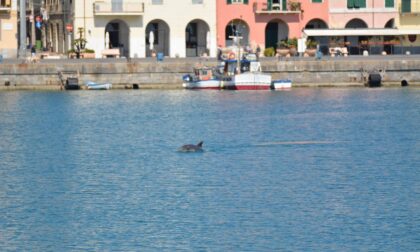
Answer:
[1,58,420,89]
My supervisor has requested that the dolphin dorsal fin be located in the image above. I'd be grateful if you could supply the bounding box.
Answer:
[197,141,203,147]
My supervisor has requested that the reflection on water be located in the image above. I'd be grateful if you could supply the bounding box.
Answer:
[0,89,419,250]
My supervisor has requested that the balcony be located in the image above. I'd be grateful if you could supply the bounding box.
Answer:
[0,0,11,12]
[93,1,144,16]
[253,1,301,15]
[400,0,420,15]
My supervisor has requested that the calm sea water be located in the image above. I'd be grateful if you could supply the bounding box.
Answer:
[0,88,419,251]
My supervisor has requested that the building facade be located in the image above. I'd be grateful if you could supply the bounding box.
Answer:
[71,0,216,58]
[0,0,18,58]
[397,0,420,53]
[43,0,73,54]
[216,0,329,50]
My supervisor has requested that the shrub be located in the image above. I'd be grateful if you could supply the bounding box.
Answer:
[264,47,275,57]
[83,48,95,53]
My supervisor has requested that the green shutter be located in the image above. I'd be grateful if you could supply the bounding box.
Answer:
[354,0,360,8]
[402,0,411,12]
[267,0,272,10]
[359,0,366,8]
[282,0,287,10]
[385,0,394,8]
[347,0,354,8]
[243,0,248,4]
[227,0,232,4]
[312,0,322,2]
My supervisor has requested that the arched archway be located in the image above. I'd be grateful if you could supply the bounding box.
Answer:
[185,19,210,57]
[305,19,328,54]
[146,20,170,57]
[225,19,249,47]
[265,19,289,49]
[345,19,368,55]
[105,20,130,57]
[385,18,395,28]
[345,18,368,29]
[384,18,396,54]
[305,19,328,29]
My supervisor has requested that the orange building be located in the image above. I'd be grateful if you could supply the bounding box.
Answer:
[216,0,329,50]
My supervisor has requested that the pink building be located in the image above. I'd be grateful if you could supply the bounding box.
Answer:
[329,0,397,29]
[216,0,329,50]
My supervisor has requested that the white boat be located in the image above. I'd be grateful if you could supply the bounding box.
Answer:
[222,56,271,90]
[182,67,220,90]
[182,53,271,90]
[85,81,112,90]
[272,79,292,90]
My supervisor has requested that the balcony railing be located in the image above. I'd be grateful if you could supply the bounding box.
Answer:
[253,1,301,14]
[400,0,420,14]
[93,1,144,16]
[0,0,11,12]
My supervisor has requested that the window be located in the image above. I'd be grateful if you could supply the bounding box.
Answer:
[1,0,11,7]
[227,0,249,4]
[401,0,411,12]
[385,0,394,8]
[152,0,163,4]
[347,0,366,9]
[312,0,322,2]
[192,0,203,3]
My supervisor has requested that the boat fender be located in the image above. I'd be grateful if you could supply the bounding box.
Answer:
[182,74,191,82]
[228,52,235,59]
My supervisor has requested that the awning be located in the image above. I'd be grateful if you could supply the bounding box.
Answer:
[303,28,420,37]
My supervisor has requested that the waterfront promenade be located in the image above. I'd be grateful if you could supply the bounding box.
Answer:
[1,55,420,90]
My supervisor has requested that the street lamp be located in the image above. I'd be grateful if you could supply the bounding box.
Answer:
[73,27,86,58]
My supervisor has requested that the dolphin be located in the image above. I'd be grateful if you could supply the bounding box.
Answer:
[178,141,204,152]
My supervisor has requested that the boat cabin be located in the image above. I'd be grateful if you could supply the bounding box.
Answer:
[194,67,214,81]
[223,59,261,76]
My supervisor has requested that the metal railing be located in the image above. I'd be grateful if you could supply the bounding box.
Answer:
[253,1,301,14]
[93,1,144,15]
[0,0,11,10]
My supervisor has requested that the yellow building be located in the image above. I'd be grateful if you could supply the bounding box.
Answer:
[398,0,420,53]
[0,0,18,58]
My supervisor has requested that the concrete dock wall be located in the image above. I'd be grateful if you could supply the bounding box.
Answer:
[1,58,419,89]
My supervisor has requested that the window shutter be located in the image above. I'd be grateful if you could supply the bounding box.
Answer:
[227,0,232,4]
[267,0,272,10]
[282,0,287,10]
[402,0,411,12]
[385,0,394,8]
[347,0,354,8]
[359,0,366,8]
[243,0,249,4]
[312,0,322,3]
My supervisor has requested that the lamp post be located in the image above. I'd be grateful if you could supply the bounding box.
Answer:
[73,27,86,59]
[19,0,27,58]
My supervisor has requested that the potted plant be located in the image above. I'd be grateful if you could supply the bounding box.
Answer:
[264,47,275,57]
[276,40,290,57]
[289,1,301,11]
[287,37,298,56]
[305,39,318,57]
[82,48,95,58]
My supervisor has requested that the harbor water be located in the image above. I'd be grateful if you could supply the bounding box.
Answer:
[0,88,419,251]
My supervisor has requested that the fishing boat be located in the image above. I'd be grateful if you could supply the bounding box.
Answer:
[182,66,221,90]
[182,53,271,90]
[221,54,271,90]
[85,81,112,90]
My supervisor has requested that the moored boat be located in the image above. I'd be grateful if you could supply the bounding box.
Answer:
[272,79,292,90]
[85,81,112,90]
[182,53,271,90]
[182,67,220,90]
